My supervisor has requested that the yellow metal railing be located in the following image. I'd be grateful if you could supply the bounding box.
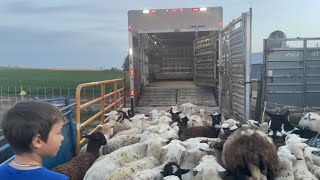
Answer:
[75,78,125,155]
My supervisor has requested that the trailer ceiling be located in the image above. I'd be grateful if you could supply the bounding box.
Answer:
[148,31,212,46]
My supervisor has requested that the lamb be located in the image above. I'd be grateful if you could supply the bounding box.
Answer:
[265,109,298,136]
[163,175,180,180]
[274,146,301,180]
[187,115,204,127]
[52,132,107,180]
[299,112,320,132]
[222,127,278,179]
[193,155,226,180]
[131,165,164,180]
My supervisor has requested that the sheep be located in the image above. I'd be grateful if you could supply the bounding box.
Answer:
[131,165,164,180]
[265,109,298,137]
[181,103,196,116]
[299,112,320,132]
[218,118,241,140]
[104,137,167,180]
[163,175,180,180]
[149,109,159,120]
[162,140,187,164]
[52,132,107,180]
[101,134,141,154]
[222,127,278,179]
[285,138,318,180]
[80,122,114,155]
[275,146,301,180]
[193,155,226,180]
[84,141,148,180]
[122,107,133,117]
[187,115,204,127]
[303,146,320,179]
[161,162,189,179]
[113,114,147,137]
[141,124,179,142]
[209,112,222,126]
[179,126,220,141]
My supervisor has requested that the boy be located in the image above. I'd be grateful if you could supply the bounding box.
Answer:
[0,101,68,180]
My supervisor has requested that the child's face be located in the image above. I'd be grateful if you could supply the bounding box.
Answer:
[40,120,64,157]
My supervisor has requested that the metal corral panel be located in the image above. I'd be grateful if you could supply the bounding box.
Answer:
[264,38,320,107]
[219,10,252,122]
[194,35,218,87]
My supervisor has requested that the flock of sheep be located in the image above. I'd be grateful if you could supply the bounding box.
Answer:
[51,103,320,180]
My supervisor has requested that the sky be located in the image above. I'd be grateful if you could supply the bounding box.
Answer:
[0,0,319,69]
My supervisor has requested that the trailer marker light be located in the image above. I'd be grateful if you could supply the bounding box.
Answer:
[180,9,183,12]
[192,8,200,12]
[130,90,134,97]
[200,7,207,11]
[172,9,176,12]
[130,68,134,76]
[150,10,157,13]
[129,48,133,55]
[166,9,169,12]
[143,10,150,14]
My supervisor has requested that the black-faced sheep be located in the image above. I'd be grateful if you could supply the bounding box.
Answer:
[222,127,279,180]
[161,162,189,180]
[52,131,107,180]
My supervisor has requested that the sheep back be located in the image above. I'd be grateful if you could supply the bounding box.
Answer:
[52,153,95,180]
[222,127,278,174]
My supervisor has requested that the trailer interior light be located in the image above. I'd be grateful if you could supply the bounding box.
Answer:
[143,10,150,14]
[200,7,207,11]
[129,48,133,55]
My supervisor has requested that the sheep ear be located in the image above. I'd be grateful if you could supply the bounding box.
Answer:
[284,109,290,116]
[181,169,190,174]
[230,125,238,130]
[216,164,226,172]
[97,124,104,128]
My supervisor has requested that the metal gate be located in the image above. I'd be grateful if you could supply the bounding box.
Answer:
[194,34,219,87]
[219,10,252,122]
[263,38,320,107]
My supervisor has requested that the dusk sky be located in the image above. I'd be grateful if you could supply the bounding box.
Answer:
[0,0,318,69]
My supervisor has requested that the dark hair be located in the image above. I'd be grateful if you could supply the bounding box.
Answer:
[1,101,63,154]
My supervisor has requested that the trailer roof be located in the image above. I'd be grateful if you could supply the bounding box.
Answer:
[128,7,223,33]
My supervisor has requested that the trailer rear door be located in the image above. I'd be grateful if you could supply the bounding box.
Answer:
[219,9,252,122]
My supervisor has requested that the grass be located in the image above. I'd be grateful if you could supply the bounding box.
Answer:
[0,68,128,88]
[0,68,130,96]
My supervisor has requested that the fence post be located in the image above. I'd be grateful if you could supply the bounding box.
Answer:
[100,84,105,124]
[1,86,3,110]
[15,86,18,103]
[44,87,47,99]
[114,82,118,110]
[8,86,11,107]
[52,87,54,98]
[60,88,62,97]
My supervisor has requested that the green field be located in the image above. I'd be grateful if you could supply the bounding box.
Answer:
[0,68,129,97]
[0,68,127,88]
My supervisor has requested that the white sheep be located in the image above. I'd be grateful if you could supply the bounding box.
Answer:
[275,146,300,180]
[84,141,148,180]
[113,114,147,137]
[193,155,226,180]
[181,103,196,116]
[285,138,318,180]
[131,165,164,180]
[303,146,320,179]
[101,134,141,154]
[187,115,204,127]
[299,112,320,132]
[162,140,186,164]
[145,123,179,140]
